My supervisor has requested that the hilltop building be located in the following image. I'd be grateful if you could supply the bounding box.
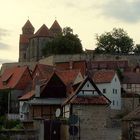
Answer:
[19,20,62,62]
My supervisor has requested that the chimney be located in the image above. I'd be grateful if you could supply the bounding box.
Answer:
[33,72,41,97]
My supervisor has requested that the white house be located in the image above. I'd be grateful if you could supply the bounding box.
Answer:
[92,70,121,110]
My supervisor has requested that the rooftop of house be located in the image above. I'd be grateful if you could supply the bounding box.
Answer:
[32,64,55,80]
[0,66,32,90]
[56,69,82,85]
[32,63,82,85]
[63,76,111,106]
[19,90,35,101]
[55,60,86,76]
[122,71,140,84]
[92,70,116,83]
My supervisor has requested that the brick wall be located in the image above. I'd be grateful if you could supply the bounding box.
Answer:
[72,105,109,140]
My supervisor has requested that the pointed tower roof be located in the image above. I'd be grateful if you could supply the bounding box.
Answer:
[22,20,35,34]
[50,20,62,34]
[33,24,53,38]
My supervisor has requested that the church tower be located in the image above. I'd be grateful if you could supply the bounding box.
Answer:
[50,20,62,36]
[19,20,34,62]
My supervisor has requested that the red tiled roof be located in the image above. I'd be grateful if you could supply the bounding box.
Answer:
[0,66,32,90]
[50,20,62,33]
[92,70,115,83]
[122,72,140,84]
[19,90,35,101]
[70,96,110,105]
[56,69,81,85]
[56,61,86,76]
[22,20,34,30]
[32,64,55,80]
[32,64,82,86]
[33,24,53,37]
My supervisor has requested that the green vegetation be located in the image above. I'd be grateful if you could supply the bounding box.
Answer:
[94,28,134,54]
[0,116,22,130]
[42,27,83,56]
[134,44,140,54]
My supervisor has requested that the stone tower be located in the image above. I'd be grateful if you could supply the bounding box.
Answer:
[19,20,62,62]
[19,20,34,62]
[27,24,54,62]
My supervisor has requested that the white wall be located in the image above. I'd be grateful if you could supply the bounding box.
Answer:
[96,74,121,110]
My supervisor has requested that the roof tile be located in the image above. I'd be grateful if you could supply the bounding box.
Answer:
[92,70,115,83]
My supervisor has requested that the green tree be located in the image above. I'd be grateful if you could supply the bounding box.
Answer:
[94,28,134,54]
[134,44,140,54]
[42,27,83,56]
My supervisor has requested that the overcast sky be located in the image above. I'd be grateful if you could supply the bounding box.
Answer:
[0,0,140,64]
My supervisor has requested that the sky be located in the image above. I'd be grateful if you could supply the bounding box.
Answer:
[0,0,140,64]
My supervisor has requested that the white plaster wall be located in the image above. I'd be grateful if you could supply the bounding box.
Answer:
[74,73,83,85]
[96,74,121,110]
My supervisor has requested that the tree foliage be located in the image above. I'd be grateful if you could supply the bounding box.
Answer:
[134,44,140,54]
[94,28,134,54]
[42,27,83,56]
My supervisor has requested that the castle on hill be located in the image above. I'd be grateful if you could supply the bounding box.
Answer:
[19,20,62,62]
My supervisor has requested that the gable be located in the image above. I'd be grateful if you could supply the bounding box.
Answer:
[77,81,99,97]
[63,76,111,106]
[41,73,67,98]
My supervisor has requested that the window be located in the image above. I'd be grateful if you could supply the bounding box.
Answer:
[115,78,117,82]
[112,100,115,106]
[103,89,106,94]
[127,84,131,89]
[115,89,117,94]
[113,89,115,94]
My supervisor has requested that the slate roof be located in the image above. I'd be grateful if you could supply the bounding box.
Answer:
[0,66,32,90]
[33,24,53,37]
[122,72,140,84]
[92,70,116,83]
[19,90,35,101]
[63,76,111,106]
